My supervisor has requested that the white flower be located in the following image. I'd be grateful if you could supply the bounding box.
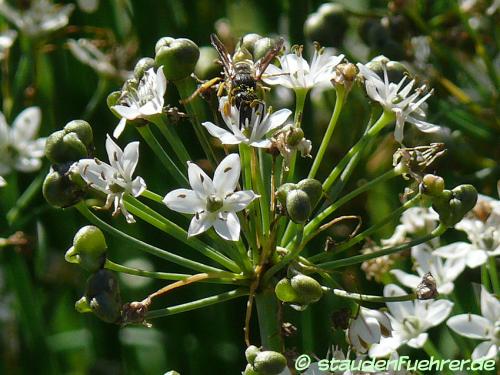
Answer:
[112,66,166,138]
[0,29,17,60]
[163,154,258,241]
[202,97,291,148]
[447,286,499,360]
[356,61,441,143]
[0,176,5,187]
[263,46,344,90]
[348,307,392,353]
[391,244,466,295]
[382,207,439,247]
[434,194,500,268]
[369,284,453,358]
[0,107,46,175]
[75,134,146,223]
[68,38,132,81]
[0,0,74,37]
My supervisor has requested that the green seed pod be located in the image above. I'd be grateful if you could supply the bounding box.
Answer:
[304,3,348,47]
[359,19,388,48]
[134,57,156,79]
[155,37,200,81]
[286,127,305,147]
[66,225,107,272]
[253,351,287,375]
[297,178,323,207]
[275,278,300,303]
[432,185,478,227]
[194,46,222,80]
[291,274,323,304]
[43,168,86,208]
[286,189,311,224]
[243,364,260,375]
[253,37,278,61]
[420,174,445,197]
[366,56,409,83]
[245,345,261,366]
[45,130,88,164]
[237,33,263,55]
[276,183,297,207]
[63,120,93,150]
[85,269,122,324]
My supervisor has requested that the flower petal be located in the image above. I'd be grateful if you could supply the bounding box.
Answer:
[480,286,500,323]
[122,141,140,179]
[113,117,127,138]
[11,107,41,143]
[163,188,205,214]
[471,341,497,361]
[223,190,258,212]
[130,176,147,197]
[214,211,240,241]
[113,105,140,120]
[384,284,414,320]
[447,314,492,340]
[187,161,215,197]
[213,153,240,196]
[202,121,242,144]
[188,211,215,237]
[390,269,421,290]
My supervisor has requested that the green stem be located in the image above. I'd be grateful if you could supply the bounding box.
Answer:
[326,288,416,303]
[83,77,110,120]
[481,264,492,292]
[141,189,164,203]
[286,88,309,182]
[75,202,227,274]
[487,257,499,295]
[251,148,270,237]
[308,86,345,179]
[145,288,249,319]
[423,340,444,361]
[136,125,187,185]
[316,224,446,270]
[150,114,191,167]
[255,288,283,351]
[6,170,45,225]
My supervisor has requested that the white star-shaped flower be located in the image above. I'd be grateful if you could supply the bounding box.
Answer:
[0,107,46,176]
[369,284,453,358]
[357,61,441,143]
[263,46,344,91]
[75,135,147,223]
[112,66,166,138]
[163,153,258,241]
[447,286,499,360]
[391,244,466,295]
[348,307,392,354]
[202,97,291,148]
[0,0,74,37]
[382,207,439,247]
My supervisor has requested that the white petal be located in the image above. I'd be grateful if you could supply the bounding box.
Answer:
[78,159,114,192]
[407,333,428,348]
[420,299,453,327]
[368,336,403,358]
[122,141,140,179]
[223,190,258,212]
[105,135,124,172]
[11,107,41,143]
[187,161,214,197]
[384,284,414,320]
[466,250,488,268]
[188,211,215,237]
[447,314,492,339]
[390,269,421,290]
[130,176,146,196]
[471,341,497,361]
[163,188,205,214]
[0,176,5,186]
[155,66,167,99]
[213,211,240,241]
[433,242,471,258]
[267,108,292,132]
[213,153,240,196]
[140,101,161,116]
[13,157,41,172]
[202,121,242,144]
[113,117,127,138]
[480,286,500,322]
[112,105,140,120]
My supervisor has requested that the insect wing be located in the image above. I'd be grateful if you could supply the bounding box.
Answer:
[210,33,234,78]
[255,37,285,80]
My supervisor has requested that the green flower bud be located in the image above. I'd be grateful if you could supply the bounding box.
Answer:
[134,57,156,79]
[84,269,122,323]
[237,33,263,55]
[297,178,323,207]
[45,130,87,164]
[286,189,311,224]
[276,183,297,207]
[286,127,305,147]
[432,185,478,227]
[304,3,348,47]
[194,46,222,80]
[253,37,278,61]
[253,351,287,375]
[243,364,260,375]
[66,225,107,272]
[291,274,323,304]
[245,345,261,366]
[155,37,200,81]
[63,120,93,150]
[275,278,300,303]
[366,56,409,83]
[43,169,86,208]
[107,90,122,118]
[233,47,253,63]
[420,174,445,197]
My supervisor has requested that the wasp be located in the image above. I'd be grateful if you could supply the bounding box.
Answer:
[183,34,284,127]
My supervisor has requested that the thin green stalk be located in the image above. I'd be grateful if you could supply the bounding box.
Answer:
[287,87,309,182]
[124,196,241,273]
[83,77,110,120]
[316,224,446,270]
[75,202,227,274]
[310,193,422,263]
[104,259,246,284]
[6,170,45,225]
[137,125,187,185]
[252,148,270,237]
[308,86,345,179]
[325,288,416,303]
[150,114,191,166]
[141,189,164,203]
[145,288,249,319]
[255,288,283,351]
[481,264,492,292]
[487,257,499,295]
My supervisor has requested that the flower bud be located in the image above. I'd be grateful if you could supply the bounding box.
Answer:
[65,225,107,272]
[194,46,222,80]
[286,127,304,147]
[245,345,261,365]
[45,130,88,164]
[155,37,200,81]
[237,33,263,56]
[420,174,445,197]
[290,274,323,304]
[134,57,156,79]
[297,178,322,207]
[304,3,348,47]
[253,351,287,375]
[275,278,300,303]
[84,269,122,323]
[366,56,409,83]
[276,183,297,207]
[243,364,260,375]
[432,184,478,227]
[43,168,86,208]
[286,189,311,224]
[64,120,93,150]
[253,37,278,61]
